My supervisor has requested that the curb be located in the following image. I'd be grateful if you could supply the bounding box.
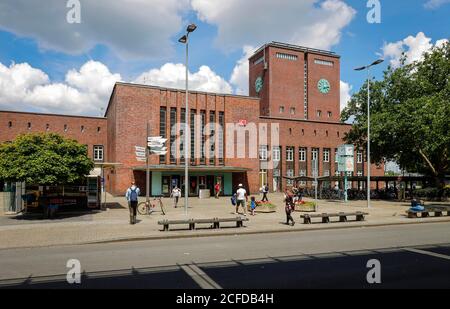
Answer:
[2,217,449,251]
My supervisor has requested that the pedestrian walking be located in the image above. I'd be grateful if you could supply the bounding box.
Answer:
[125,181,140,225]
[214,182,221,199]
[171,186,181,208]
[250,196,257,216]
[235,184,248,216]
[284,189,295,226]
[261,183,269,202]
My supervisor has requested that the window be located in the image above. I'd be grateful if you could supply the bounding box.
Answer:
[301,129,304,136]
[323,149,330,163]
[97,127,101,133]
[324,170,330,177]
[314,59,334,67]
[317,110,322,117]
[335,149,338,163]
[276,53,298,61]
[290,107,296,115]
[160,107,167,163]
[93,146,104,161]
[28,122,31,130]
[335,171,341,176]
[312,148,319,161]
[314,130,317,136]
[299,170,306,185]
[190,109,196,164]
[272,147,280,162]
[46,124,50,131]
[259,145,268,161]
[180,108,186,164]
[289,128,292,135]
[279,106,285,113]
[81,125,85,133]
[200,110,206,164]
[357,171,363,177]
[326,130,329,137]
[64,124,68,132]
[286,147,294,162]
[328,111,332,118]
[286,169,294,185]
[170,108,177,164]
[218,112,225,165]
[8,121,12,128]
[209,111,216,165]
[357,151,363,163]
[346,171,353,177]
[299,148,306,162]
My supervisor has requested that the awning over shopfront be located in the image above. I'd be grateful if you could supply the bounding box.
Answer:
[132,165,252,173]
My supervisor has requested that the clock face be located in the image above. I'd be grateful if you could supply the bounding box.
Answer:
[318,79,331,94]
[255,76,263,93]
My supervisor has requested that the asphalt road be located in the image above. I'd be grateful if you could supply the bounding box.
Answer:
[0,222,449,289]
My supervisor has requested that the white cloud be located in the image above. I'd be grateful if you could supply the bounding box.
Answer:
[382,32,448,67]
[0,61,121,115]
[340,80,352,112]
[191,0,356,52]
[134,63,233,94]
[0,0,189,59]
[229,46,256,96]
[424,0,450,9]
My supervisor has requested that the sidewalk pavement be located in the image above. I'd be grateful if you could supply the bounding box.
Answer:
[0,193,449,250]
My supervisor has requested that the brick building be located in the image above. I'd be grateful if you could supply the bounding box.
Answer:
[0,42,384,196]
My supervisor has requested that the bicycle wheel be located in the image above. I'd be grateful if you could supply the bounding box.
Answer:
[137,202,148,215]
[159,200,166,215]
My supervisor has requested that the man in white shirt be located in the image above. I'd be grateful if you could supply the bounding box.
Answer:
[235,184,248,216]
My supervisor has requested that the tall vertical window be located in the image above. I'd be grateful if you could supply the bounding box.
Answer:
[272,146,280,162]
[259,145,268,161]
[170,108,177,164]
[357,151,363,163]
[218,112,224,165]
[286,147,294,162]
[190,109,196,164]
[93,145,104,162]
[335,149,339,163]
[64,124,68,132]
[323,149,330,163]
[209,111,216,165]
[299,147,306,162]
[159,107,167,164]
[299,170,306,185]
[180,108,186,164]
[286,169,294,185]
[200,110,206,165]
[28,122,32,130]
[81,125,85,133]
[8,121,12,128]
[312,148,319,161]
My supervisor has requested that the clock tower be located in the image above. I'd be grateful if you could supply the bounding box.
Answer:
[249,42,341,122]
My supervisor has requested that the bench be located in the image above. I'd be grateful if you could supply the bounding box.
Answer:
[158,217,249,231]
[300,212,368,224]
[406,206,450,218]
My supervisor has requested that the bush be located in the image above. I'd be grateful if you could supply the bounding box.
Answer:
[413,187,449,199]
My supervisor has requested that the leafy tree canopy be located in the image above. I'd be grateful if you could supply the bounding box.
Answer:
[0,133,94,185]
[341,42,450,186]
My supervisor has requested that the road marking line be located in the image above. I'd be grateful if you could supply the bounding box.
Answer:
[404,248,450,261]
[180,264,222,289]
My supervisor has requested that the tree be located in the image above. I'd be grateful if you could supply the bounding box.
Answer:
[341,42,450,188]
[0,133,94,185]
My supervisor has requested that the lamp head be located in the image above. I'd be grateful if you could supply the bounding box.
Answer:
[178,35,187,44]
[187,24,197,33]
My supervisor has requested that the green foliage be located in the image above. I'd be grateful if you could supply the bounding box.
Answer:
[0,133,94,185]
[341,42,450,187]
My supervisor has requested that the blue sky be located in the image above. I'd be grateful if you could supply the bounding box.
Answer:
[0,0,448,116]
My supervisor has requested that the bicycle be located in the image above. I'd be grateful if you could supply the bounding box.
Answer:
[137,196,166,216]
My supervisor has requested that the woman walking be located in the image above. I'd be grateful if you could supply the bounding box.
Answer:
[284,189,295,226]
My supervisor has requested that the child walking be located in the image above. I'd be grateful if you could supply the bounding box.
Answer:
[250,196,257,216]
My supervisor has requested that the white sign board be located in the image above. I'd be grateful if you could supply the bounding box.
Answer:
[338,144,354,172]
[136,157,147,162]
[135,146,146,152]
[135,151,146,158]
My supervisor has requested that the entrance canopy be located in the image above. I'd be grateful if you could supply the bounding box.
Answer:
[132,165,252,173]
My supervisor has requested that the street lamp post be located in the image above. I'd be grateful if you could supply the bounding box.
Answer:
[354,59,384,209]
[179,24,197,216]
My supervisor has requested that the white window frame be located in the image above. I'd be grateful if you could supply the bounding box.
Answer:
[323,149,330,163]
[357,171,363,177]
[259,145,268,161]
[357,151,363,163]
[312,148,319,161]
[94,145,104,162]
[299,148,306,162]
[286,169,294,185]
[335,149,339,163]
[286,147,294,162]
[324,170,330,177]
[272,147,280,162]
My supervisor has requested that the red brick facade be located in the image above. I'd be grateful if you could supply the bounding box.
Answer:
[0,42,384,196]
